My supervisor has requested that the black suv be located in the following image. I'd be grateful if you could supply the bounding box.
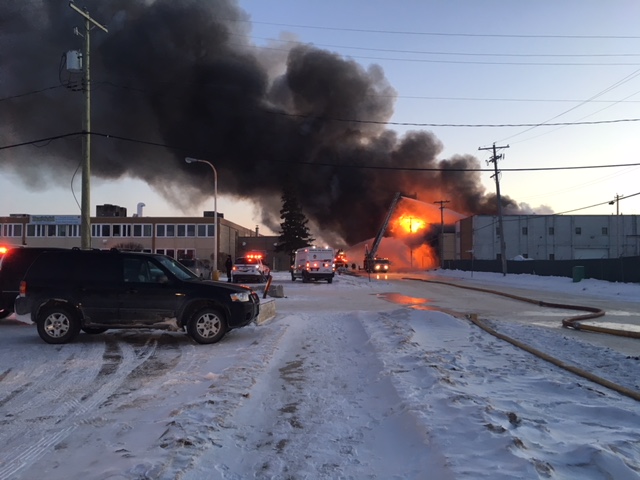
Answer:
[15,249,260,344]
[0,247,61,319]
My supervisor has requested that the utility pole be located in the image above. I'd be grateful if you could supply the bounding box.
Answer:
[433,200,450,269]
[609,194,624,257]
[69,2,108,249]
[479,142,509,276]
[609,193,623,215]
[409,217,413,268]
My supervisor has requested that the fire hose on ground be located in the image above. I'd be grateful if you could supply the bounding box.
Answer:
[404,277,640,402]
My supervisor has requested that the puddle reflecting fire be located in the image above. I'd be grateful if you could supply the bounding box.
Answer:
[376,292,438,311]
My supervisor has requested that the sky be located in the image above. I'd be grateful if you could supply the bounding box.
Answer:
[1,268,639,479]
[3,1,640,239]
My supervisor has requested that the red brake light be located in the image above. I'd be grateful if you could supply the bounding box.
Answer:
[19,280,26,297]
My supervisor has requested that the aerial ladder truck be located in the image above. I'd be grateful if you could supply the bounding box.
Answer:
[363,192,402,273]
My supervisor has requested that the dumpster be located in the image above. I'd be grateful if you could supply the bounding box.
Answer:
[572,266,585,283]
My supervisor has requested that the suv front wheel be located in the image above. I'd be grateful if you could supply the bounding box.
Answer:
[187,307,227,344]
[37,305,81,344]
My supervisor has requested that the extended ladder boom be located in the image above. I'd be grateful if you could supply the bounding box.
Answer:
[365,192,402,269]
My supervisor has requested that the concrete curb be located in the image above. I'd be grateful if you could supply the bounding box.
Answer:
[256,298,276,325]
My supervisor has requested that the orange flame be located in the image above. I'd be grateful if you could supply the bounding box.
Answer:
[397,214,426,234]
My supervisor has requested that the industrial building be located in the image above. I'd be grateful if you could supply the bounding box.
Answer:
[456,214,640,261]
[0,204,284,272]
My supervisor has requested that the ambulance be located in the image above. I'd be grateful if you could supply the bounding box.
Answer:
[291,247,335,283]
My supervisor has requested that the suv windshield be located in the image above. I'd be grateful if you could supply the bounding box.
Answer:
[156,256,199,281]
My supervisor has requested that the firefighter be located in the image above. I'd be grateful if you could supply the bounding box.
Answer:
[225,255,233,282]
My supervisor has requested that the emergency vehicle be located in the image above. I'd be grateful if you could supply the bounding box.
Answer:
[334,249,349,270]
[232,252,270,283]
[291,247,335,283]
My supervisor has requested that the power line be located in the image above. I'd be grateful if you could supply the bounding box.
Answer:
[3,131,639,218]
[240,33,640,59]
[0,132,81,151]
[3,131,640,174]
[263,109,640,128]
[6,80,640,106]
[236,42,640,66]
[499,67,640,143]
[0,85,64,103]
[472,192,640,233]
[227,19,640,40]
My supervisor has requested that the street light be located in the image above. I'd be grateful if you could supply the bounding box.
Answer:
[185,157,218,279]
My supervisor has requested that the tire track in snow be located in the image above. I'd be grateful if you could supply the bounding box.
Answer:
[192,311,453,479]
[0,335,159,480]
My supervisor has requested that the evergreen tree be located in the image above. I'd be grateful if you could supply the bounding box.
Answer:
[276,185,315,257]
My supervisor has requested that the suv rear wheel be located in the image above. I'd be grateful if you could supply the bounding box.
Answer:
[187,307,227,344]
[37,306,81,344]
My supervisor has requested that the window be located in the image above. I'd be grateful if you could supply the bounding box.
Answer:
[166,225,175,237]
[522,227,528,235]
[27,224,45,237]
[157,225,166,237]
[156,248,176,258]
[496,227,501,236]
[548,227,554,235]
[186,224,196,237]
[58,225,67,237]
[177,225,186,237]
[133,224,152,237]
[197,224,215,237]
[123,258,162,283]
[549,254,555,260]
[602,227,608,235]
[92,224,111,237]
[177,249,195,260]
[112,225,131,237]
[2,224,23,237]
[575,227,582,235]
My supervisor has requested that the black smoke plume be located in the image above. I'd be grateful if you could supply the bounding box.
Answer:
[0,0,539,246]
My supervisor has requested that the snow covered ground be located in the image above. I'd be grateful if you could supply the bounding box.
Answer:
[0,269,639,479]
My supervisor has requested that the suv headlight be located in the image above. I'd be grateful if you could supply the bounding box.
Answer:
[230,292,251,302]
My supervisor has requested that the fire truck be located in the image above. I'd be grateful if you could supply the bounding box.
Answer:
[364,192,401,273]
[334,249,349,271]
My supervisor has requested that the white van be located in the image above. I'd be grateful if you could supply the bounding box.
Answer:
[291,247,335,283]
